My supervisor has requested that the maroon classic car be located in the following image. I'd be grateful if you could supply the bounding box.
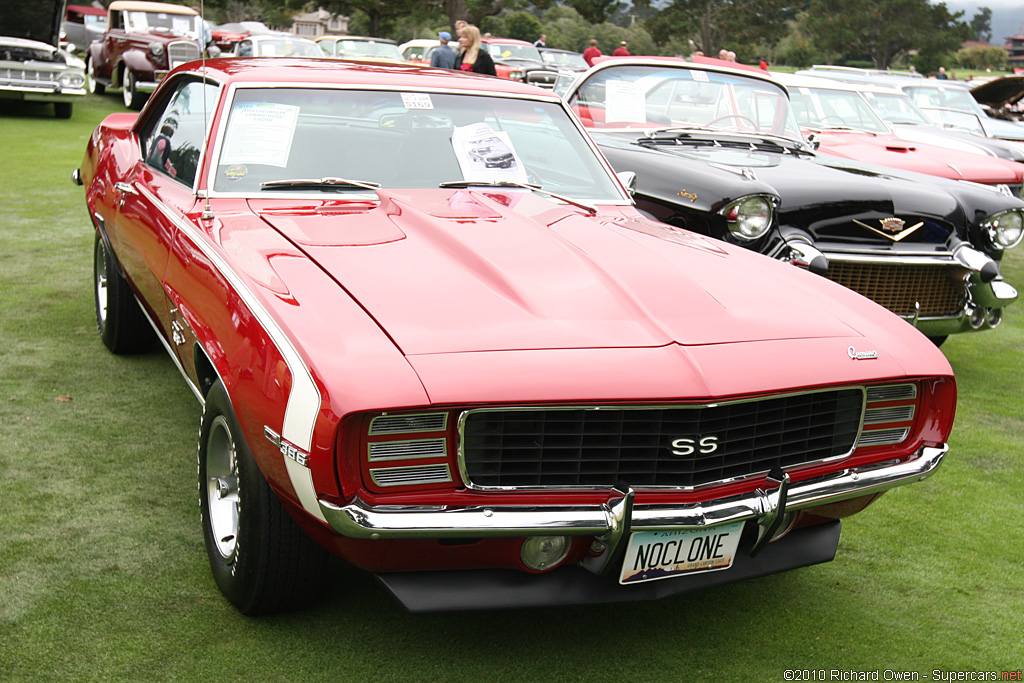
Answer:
[85,0,203,109]
[75,58,957,614]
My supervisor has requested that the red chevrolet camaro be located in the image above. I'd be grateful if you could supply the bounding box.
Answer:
[76,57,957,614]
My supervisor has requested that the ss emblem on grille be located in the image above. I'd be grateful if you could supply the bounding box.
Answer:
[670,436,719,456]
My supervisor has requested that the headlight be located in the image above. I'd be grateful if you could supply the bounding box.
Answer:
[508,70,525,81]
[720,195,775,240]
[61,73,86,87]
[984,210,1024,249]
[149,43,165,58]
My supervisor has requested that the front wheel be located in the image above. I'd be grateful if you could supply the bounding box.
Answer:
[86,57,105,94]
[93,232,152,354]
[199,380,328,614]
[122,68,145,110]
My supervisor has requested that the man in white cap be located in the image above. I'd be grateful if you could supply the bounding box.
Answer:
[430,31,456,69]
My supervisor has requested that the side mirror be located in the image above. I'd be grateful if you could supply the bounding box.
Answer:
[804,132,820,150]
[616,171,637,196]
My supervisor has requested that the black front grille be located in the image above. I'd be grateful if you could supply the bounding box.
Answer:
[460,389,864,488]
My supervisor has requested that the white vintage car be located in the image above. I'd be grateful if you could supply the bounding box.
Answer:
[1,0,87,118]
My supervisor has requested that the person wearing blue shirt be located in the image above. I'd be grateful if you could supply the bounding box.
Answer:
[430,31,457,69]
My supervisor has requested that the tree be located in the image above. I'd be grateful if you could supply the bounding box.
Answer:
[322,0,427,37]
[647,0,795,62]
[805,0,968,69]
[970,6,992,43]
[565,0,623,25]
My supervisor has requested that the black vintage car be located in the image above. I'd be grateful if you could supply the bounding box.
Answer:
[559,57,1024,343]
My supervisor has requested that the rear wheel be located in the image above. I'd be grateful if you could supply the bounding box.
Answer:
[199,380,328,614]
[122,68,145,110]
[93,232,152,354]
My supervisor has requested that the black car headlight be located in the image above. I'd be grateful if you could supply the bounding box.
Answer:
[983,210,1024,249]
[720,195,775,240]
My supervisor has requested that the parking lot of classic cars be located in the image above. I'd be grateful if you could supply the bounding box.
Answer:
[8,2,1024,615]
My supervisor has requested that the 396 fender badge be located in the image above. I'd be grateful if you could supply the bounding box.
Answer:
[264,426,310,467]
[848,345,878,361]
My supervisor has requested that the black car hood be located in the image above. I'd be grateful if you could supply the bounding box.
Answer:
[971,75,1024,109]
[3,0,64,46]
[592,130,1021,246]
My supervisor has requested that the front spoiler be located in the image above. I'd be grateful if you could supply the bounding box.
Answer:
[376,520,841,612]
[318,445,946,540]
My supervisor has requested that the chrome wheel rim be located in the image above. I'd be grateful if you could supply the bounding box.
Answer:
[94,240,109,327]
[205,415,240,562]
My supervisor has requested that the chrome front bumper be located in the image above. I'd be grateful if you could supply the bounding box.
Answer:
[318,445,946,540]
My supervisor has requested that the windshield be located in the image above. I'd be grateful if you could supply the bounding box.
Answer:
[212,88,623,200]
[787,86,890,133]
[323,40,402,60]
[568,64,804,139]
[248,39,321,58]
[125,11,201,38]
[903,85,985,116]
[486,43,542,62]
[863,91,930,125]
[542,51,587,69]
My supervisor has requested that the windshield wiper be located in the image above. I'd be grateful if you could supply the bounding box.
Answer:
[439,180,597,215]
[638,128,814,155]
[261,177,381,191]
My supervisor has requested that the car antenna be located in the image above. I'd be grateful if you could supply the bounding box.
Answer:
[199,0,213,221]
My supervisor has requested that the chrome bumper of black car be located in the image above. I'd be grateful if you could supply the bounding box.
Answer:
[318,445,946,540]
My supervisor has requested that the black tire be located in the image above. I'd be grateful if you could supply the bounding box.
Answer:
[122,68,145,110]
[928,336,948,347]
[93,232,152,354]
[55,102,73,119]
[86,57,105,94]
[199,380,328,615]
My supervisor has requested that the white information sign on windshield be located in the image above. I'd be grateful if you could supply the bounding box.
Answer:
[220,103,300,168]
[604,80,646,124]
[451,122,528,184]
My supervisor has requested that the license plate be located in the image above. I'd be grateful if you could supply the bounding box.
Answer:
[619,522,745,584]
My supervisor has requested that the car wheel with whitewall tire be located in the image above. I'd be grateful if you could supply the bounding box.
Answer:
[198,379,328,615]
[122,68,144,110]
[93,232,152,354]
[86,57,104,94]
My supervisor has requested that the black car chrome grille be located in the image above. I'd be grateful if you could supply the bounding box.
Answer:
[826,262,967,318]
[167,41,201,69]
[460,389,864,489]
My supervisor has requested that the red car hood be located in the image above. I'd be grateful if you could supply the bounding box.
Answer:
[253,189,872,356]
[812,130,1024,184]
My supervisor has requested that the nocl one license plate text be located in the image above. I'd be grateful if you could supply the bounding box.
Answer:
[619,522,744,584]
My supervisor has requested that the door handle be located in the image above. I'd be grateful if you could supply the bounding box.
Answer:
[114,182,137,195]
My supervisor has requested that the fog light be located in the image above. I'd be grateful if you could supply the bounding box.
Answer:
[521,536,570,571]
[987,308,1002,328]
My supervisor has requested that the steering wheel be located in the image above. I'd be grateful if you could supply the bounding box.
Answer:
[706,114,759,130]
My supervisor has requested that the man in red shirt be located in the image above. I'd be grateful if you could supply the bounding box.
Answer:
[583,39,602,66]
[613,41,630,56]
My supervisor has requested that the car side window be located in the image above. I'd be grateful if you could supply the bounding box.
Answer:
[141,78,219,188]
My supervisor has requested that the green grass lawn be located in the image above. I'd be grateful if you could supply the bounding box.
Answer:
[2,95,1022,681]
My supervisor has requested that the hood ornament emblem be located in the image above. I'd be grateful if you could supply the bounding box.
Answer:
[848,345,878,361]
[852,217,924,242]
